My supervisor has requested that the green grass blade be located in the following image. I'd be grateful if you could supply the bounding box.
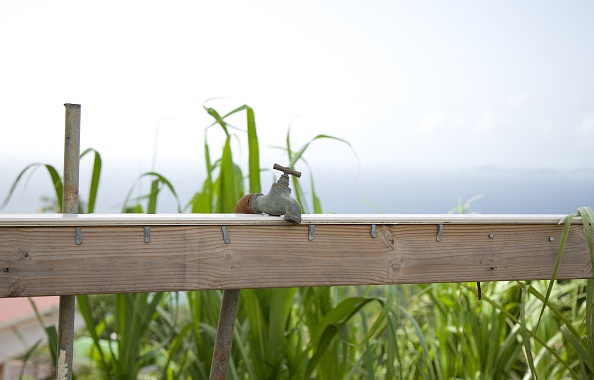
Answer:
[204,106,229,136]
[267,288,297,362]
[18,339,43,379]
[463,283,579,378]
[28,298,58,368]
[521,285,538,379]
[285,126,293,165]
[311,297,376,348]
[577,207,594,270]
[80,148,102,214]
[122,172,181,213]
[217,137,240,213]
[203,102,251,131]
[362,286,393,342]
[1,163,63,212]
[44,164,63,212]
[359,310,376,380]
[399,305,434,380]
[289,134,357,169]
[310,176,322,214]
[147,178,159,214]
[76,295,109,370]
[246,106,261,193]
[560,324,594,372]
[1,163,40,210]
[203,136,214,212]
[187,185,211,213]
[145,171,181,212]
[305,324,339,378]
[586,279,594,366]
[537,213,574,330]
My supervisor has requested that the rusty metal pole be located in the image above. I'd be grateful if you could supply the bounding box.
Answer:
[209,288,240,380]
[56,103,80,380]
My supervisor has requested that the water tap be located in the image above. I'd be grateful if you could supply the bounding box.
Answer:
[234,163,302,224]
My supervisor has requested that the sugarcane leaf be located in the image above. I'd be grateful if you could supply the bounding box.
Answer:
[246,106,261,193]
[537,213,574,330]
[80,148,102,214]
[521,285,538,379]
[1,163,63,212]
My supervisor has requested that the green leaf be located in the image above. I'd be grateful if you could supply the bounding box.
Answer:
[266,288,297,361]
[80,148,102,214]
[76,295,110,371]
[204,107,229,136]
[310,176,322,214]
[305,324,338,378]
[217,137,240,213]
[399,306,435,380]
[537,213,574,330]
[28,297,58,369]
[289,134,357,168]
[147,179,159,214]
[521,285,538,379]
[586,279,594,366]
[577,207,594,271]
[122,171,181,213]
[311,297,376,349]
[246,106,261,193]
[560,324,594,372]
[1,163,63,212]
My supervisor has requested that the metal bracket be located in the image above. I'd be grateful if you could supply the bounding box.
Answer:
[308,225,315,241]
[75,227,82,245]
[221,226,231,244]
[144,226,151,243]
[370,224,377,238]
[436,224,443,242]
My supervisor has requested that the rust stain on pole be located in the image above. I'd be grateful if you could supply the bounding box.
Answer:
[209,289,240,380]
[57,103,80,380]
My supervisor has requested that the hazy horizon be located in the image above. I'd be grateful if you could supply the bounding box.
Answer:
[2,160,592,215]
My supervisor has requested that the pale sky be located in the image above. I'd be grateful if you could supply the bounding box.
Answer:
[1,0,593,209]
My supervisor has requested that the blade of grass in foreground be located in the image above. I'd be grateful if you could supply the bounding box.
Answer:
[246,106,260,193]
[578,207,594,270]
[1,163,63,212]
[80,148,102,213]
[122,171,181,213]
[536,213,573,330]
[399,306,435,380]
[521,285,538,379]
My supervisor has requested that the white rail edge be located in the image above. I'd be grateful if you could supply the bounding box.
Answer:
[0,213,578,227]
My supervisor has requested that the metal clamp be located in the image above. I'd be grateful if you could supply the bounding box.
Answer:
[75,227,82,245]
[370,224,377,238]
[221,226,231,244]
[308,225,315,241]
[436,224,443,242]
[144,227,151,243]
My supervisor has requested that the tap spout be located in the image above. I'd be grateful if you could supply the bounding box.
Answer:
[249,180,302,224]
[233,164,303,224]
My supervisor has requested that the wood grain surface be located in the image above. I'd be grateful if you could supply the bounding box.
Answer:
[1,222,591,297]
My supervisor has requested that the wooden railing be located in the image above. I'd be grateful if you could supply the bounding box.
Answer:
[1,213,591,298]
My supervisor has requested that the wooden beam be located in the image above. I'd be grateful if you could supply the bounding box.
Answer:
[0,214,591,297]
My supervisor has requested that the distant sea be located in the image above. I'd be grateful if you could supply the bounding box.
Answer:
[1,165,592,215]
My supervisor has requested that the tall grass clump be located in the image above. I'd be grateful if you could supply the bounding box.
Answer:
[2,103,593,379]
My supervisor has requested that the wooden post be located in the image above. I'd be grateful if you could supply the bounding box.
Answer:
[56,103,80,380]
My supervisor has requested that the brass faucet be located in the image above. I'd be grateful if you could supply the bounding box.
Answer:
[234,163,302,224]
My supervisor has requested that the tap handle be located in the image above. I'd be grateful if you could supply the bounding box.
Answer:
[273,163,301,178]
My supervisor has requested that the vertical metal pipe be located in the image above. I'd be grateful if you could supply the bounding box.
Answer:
[57,103,80,380]
[209,289,240,380]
